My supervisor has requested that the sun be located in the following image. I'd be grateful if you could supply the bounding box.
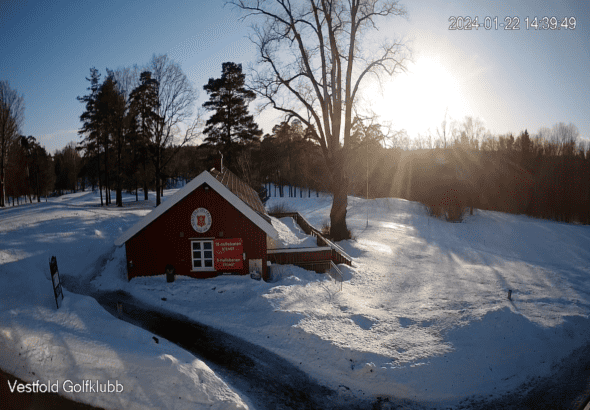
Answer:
[370,55,471,140]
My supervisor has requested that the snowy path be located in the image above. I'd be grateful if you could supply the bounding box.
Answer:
[89,290,356,410]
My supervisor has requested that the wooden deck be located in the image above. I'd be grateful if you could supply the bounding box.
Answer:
[267,212,352,272]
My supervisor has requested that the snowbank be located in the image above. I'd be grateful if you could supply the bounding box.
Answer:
[267,216,318,249]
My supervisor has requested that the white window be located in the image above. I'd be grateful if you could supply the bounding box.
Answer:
[191,240,214,271]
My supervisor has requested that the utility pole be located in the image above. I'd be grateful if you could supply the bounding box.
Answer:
[366,135,369,228]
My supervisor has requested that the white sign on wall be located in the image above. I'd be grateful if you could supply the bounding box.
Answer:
[191,208,212,233]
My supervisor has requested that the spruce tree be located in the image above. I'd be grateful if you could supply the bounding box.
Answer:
[129,71,160,200]
[99,71,127,206]
[202,62,262,170]
[77,68,104,205]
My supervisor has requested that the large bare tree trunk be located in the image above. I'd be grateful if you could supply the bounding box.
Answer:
[230,0,408,241]
[327,148,349,238]
[330,178,349,239]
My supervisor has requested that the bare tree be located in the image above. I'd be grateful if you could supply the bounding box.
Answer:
[0,81,25,207]
[149,54,201,206]
[436,108,451,149]
[577,138,589,159]
[552,122,579,156]
[230,0,409,240]
[461,116,485,149]
[113,66,141,101]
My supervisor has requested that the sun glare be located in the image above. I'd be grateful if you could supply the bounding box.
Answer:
[371,56,471,140]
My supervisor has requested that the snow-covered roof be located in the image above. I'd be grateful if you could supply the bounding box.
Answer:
[114,170,278,246]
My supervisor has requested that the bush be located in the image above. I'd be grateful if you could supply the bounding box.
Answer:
[446,204,468,222]
[426,204,468,222]
[267,202,293,214]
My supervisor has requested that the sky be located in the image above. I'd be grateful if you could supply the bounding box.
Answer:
[0,0,588,154]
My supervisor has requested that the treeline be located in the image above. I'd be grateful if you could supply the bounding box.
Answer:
[14,112,589,227]
[346,119,590,224]
[0,55,203,207]
[1,82,55,206]
[3,135,54,205]
[0,81,26,206]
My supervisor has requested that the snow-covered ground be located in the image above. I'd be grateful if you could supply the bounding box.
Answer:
[2,187,590,408]
[0,191,250,410]
[267,216,319,249]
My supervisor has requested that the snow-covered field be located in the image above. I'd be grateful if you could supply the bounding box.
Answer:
[0,191,251,410]
[2,187,590,408]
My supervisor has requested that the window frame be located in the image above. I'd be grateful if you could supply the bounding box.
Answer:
[191,239,215,271]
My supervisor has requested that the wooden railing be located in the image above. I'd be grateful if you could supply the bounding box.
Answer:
[268,211,353,266]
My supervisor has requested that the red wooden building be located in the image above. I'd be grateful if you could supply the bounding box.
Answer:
[114,159,279,281]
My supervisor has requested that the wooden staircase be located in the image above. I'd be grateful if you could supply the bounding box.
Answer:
[267,212,353,273]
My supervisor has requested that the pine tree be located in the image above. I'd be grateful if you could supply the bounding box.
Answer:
[202,62,262,170]
[100,71,128,206]
[77,68,104,205]
[129,71,160,200]
[95,74,120,205]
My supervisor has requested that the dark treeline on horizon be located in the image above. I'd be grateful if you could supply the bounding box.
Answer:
[346,120,590,224]
[4,116,590,226]
[4,113,590,227]
[246,118,590,225]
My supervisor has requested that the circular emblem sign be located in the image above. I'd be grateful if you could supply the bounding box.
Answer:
[191,208,212,233]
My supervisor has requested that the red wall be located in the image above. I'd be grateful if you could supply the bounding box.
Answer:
[125,184,267,280]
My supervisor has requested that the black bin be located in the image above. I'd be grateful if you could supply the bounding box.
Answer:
[165,264,175,283]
